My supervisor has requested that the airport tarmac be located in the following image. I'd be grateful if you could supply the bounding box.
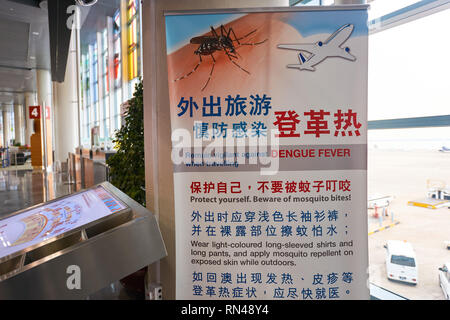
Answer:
[368,149,450,300]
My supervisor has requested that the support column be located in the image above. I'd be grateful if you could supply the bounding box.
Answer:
[54,31,79,164]
[2,110,10,147]
[24,92,37,146]
[14,104,24,145]
[36,69,53,171]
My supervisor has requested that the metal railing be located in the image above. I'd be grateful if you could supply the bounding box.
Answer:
[67,152,111,191]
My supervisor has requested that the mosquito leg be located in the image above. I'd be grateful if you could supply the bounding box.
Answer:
[231,28,257,42]
[238,38,268,47]
[210,26,219,38]
[221,25,239,54]
[201,54,216,91]
[174,55,203,82]
[224,49,250,75]
[221,25,231,41]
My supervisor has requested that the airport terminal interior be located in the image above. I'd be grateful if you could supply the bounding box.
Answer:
[0,0,449,300]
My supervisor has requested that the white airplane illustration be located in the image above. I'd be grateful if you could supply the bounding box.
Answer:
[278,24,356,71]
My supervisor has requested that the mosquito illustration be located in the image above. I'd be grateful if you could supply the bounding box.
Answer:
[174,24,267,91]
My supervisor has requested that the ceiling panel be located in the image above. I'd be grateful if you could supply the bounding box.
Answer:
[0,73,25,90]
[0,18,30,62]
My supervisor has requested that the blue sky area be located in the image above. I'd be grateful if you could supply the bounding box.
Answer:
[165,14,244,54]
[165,9,368,54]
[281,9,368,38]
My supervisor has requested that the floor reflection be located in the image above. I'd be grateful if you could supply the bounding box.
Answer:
[0,170,72,218]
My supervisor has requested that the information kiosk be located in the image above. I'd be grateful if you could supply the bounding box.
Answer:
[0,182,166,299]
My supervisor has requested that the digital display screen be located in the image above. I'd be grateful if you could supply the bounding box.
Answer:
[0,186,127,260]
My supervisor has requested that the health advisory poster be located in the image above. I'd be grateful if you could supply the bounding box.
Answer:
[165,6,369,300]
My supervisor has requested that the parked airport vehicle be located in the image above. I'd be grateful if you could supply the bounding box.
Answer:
[368,194,394,209]
[425,179,450,201]
[384,240,418,285]
[439,146,450,153]
[438,263,450,300]
[428,188,450,201]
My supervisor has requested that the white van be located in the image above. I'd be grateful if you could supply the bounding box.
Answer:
[438,263,450,300]
[384,240,418,285]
